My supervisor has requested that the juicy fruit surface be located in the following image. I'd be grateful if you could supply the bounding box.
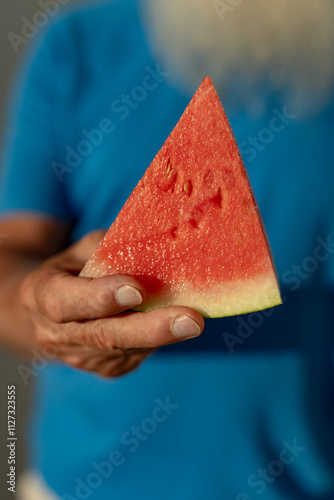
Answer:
[81,77,281,317]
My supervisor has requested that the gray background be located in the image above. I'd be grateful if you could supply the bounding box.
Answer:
[0,1,88,497]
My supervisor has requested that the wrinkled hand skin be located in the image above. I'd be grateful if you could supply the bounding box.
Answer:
[19,231,204,378]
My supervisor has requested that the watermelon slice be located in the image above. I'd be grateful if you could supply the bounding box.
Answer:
[80,76,281,318]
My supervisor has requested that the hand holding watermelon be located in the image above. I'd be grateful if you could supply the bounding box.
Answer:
[19,230,204,378]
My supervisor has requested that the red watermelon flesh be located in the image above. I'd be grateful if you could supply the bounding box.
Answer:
[80,76,281,317]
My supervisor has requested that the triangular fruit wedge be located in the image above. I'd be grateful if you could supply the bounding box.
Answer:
[80,76,282,318]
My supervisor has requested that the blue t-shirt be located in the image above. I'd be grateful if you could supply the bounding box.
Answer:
[1,1,334,499]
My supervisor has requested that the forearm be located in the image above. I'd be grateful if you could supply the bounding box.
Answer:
[0,216,72,355]
[0,249,43,356]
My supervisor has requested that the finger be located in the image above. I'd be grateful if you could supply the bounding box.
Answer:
[35,270,146,323]
[80,307,205,350]
[57,343,152,377]
[45,230,107,274]
[98,354,149,378]
[64,229,107,268]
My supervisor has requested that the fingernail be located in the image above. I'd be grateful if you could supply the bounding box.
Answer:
[172,315,201,339]
[116,285,143,307]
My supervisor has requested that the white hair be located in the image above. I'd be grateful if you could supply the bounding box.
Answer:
[142,0,334,117]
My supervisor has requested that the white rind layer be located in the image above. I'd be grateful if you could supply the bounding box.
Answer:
[80,262,281,318]
[134,274,281,318]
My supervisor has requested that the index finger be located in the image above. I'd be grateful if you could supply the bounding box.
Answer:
[75,306,205,351]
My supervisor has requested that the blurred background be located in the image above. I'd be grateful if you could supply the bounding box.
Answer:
[0,1,333,498]
[0,0,87,491]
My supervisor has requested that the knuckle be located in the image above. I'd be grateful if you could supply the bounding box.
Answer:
[58,323,74,345]
[32,268,69,324]
[92,320,113,350]
[33,318,67,354]
[19,267,66,323]
[34,325,53,348]
[95,284,113,311]
[38,291,65,324]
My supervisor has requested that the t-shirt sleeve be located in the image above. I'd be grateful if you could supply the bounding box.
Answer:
[0,21,75,222]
